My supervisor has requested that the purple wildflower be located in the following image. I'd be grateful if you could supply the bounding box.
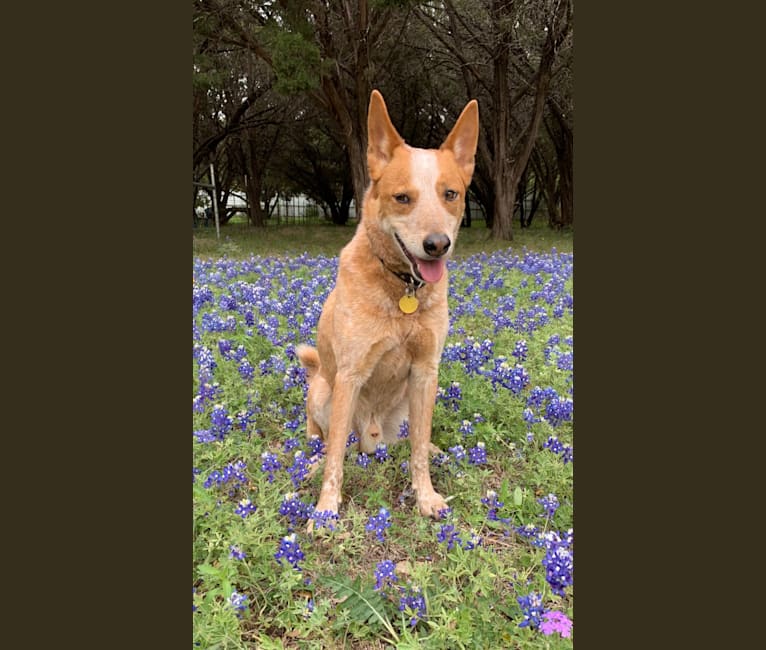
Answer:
[373,560,398,591]
[538,493,560,519]
[287,451,311,488]
[356,452,371,468]
[274,533,305,570]
[468,442,488,465]
[436,523,462,550]
[229,545,246,560]
[228,590,248,618]
[260,451,281,483]
[234,499,257,519]
[517,591,546,629]
[365,507,392,542]
[374,443,390,463]
[540,611,573,638]
[311,509,339,531]
[398,585,427,627]
[278,492,313,527]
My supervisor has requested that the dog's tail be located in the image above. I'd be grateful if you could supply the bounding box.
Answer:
[296,344,320,380]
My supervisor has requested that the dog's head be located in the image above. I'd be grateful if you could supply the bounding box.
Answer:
[365,90,479,284]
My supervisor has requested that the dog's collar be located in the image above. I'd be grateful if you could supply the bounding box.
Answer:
[377,256,425,292]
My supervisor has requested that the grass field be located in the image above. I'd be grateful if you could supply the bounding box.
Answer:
[192,218,573,260]
[193,220,574,648]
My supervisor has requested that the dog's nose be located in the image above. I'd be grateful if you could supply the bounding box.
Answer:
[423,233,451,257]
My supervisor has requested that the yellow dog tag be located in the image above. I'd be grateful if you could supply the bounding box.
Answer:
[399,294,419,314]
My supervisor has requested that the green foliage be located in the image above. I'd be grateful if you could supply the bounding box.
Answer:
[270,31,321,95]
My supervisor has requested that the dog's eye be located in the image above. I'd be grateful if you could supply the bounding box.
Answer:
[394,194,410,204]
[444,189,458,202]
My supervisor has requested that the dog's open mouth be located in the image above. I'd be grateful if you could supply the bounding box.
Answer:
[394,233,446,284]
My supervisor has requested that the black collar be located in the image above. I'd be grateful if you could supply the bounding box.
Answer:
[378,257,425,291]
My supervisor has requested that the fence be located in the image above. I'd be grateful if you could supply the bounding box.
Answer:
[195,190,489,227]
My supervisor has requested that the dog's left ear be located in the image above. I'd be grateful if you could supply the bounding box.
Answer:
[367,90,405,182]
[441,100,479,186]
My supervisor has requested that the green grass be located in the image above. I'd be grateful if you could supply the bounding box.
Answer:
[192,217,573,260]
[193,221,573,648]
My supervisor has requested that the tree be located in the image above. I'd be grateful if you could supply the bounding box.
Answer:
[414,0,573,240]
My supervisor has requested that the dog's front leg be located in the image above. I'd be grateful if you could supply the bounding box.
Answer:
[307,374,359,532]
[408,363,448,518]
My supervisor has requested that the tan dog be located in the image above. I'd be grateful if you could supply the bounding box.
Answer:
[299,90,479,531]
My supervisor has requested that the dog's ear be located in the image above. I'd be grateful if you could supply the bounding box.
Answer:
[367,90,405,181]
[441,99,479,186]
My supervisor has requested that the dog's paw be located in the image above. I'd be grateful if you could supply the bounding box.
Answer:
[416,490,449,518]
[306,494,341,535]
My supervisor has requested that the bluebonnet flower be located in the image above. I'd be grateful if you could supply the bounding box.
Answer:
[512,339,528,362]
[481,490,506,522]
[514,523,540,540]
[544,436,564,454]
[398,585,427,627]
[545,396,573,427]
[217,338,232,359]
[346,431,359,447]
[229,590,248,617]
[232,345,248,362]
[538,493,560,519]
[543,436,574,464]
[463,531,482,550]
[311,509,339,531]
[278,492,314,527]
[234,499,257,519]
[398,421,410,439]
[365,507,392,542]
[356,452,371,468]
[436,523,462,550]
[561,445,573,464]
[203,461,248,490]
[238,358,254,381]
[448,444,466,462]
[193,467,201,483]
[468,442,487,465]
[274,533,305,570]
[283,364,306,391]
[540,611,573,638]
[483,358,529,394]
[235,408,255,432]
[197,381,220,405]
[542,538,574,596]
[436,381,462,411]
[194,429,216,444]
[287,451,311,488]
[260,451,281,483]
[229,545,246,560]
[283,436,301,453]
[556,350,573,372]
[517,591,546,629]
[374,443,390,463]
[400,461,409,474]
[473,412,485,423]
[307,435,325,458]
[210,404,233,440]
[373,560,398,591]
[458,419,474,436]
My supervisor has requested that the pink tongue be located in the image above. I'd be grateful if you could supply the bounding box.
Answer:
[416,258,446,283]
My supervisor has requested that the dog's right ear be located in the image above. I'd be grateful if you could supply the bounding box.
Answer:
[367,90,405,182]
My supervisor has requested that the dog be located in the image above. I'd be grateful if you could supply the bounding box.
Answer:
[298,90,479,531]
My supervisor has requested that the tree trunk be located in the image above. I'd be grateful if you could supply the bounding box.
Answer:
[244,173,266,227]
[489,0,514,241]
[555,117,573,228]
